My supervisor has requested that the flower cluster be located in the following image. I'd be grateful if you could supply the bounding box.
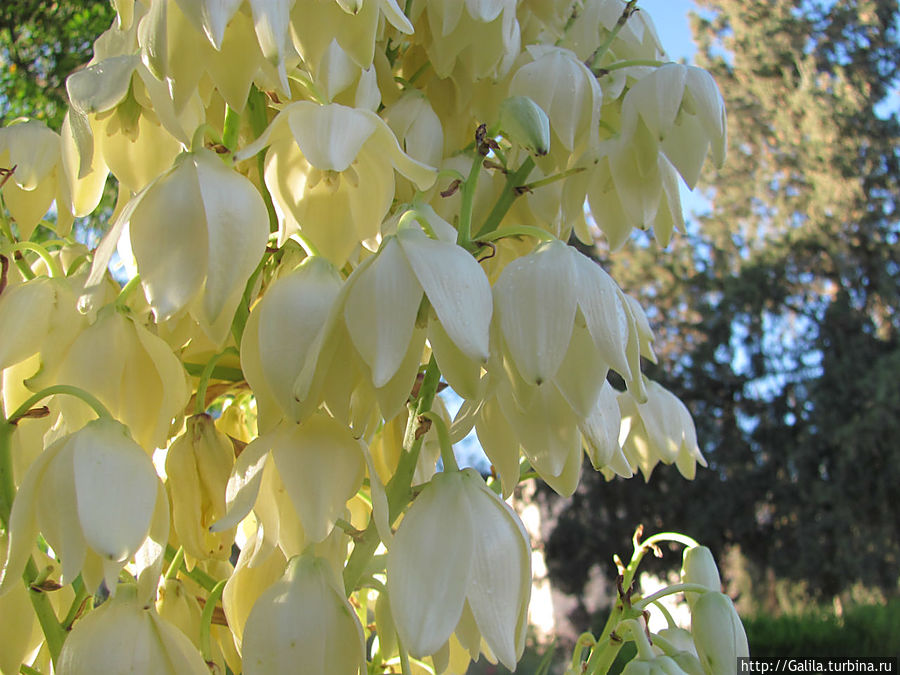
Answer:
[0,0,736,673]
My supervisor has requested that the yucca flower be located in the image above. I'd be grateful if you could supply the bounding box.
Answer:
[0,418,168,595]
[387,468,531,670]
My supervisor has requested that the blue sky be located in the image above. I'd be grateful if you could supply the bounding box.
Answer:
[640,0,698,62]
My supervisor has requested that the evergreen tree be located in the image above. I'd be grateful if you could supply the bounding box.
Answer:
[546,0,900,606]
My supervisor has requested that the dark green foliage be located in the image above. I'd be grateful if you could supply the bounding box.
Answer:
[743,600,900,657]
[1,1,115,128]
[545,0,900,607]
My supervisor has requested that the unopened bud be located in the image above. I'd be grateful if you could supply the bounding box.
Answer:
[499,96,551,156]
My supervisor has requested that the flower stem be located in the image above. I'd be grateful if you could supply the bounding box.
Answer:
[420,411,457,471]
[222,104,241,152]
[195,347,240,415]
[24,557,67,668]
[164,547,185,581]
[246,86,278,234]
[200,580,227,662]
[518,166,586,192]
[115,274,142,309]
[588,0,639,69]
[6,385,112,424]
[474,156,535,239]
[477,225,557,244]
[632,583,710,611]
[0,241,63,278]
[457,151,484,247]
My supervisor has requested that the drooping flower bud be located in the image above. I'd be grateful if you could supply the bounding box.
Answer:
[165,414,236,564]
[680,546,722,608]
[690,592,750,675]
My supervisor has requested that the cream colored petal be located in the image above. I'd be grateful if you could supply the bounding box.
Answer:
[379,0,414,32]
[271,414,365,544]
[213,433,274,533]
[428,318,483,401]
[387,472,474,658]
[66,55,139,115]
[255,257,342,420]
[242,554,366,675]
[3,121,59,190]
[248,0,296,92]
[367,110,438,189]
[397,228,491,363]
[60,112,110,216]
[129,318,190,450]
[374,325,426,421]
[71,420,158,562]
[37,443,86,585]
[493,240,575,385]
[130,158,208,321]
[0,278,54,370]
[287,101,377,171]
[344,238,422,388]
[579,381,621,470]
[461,469,530,670]
[0,439,60,596]
[552,319,609,420]
[173,0,242,48]
[192,150,269,344]
[474,397,520,500]
[569,250,633,385]
[686,66,727,167]
[240,301,286,433]
[138,0,168,80]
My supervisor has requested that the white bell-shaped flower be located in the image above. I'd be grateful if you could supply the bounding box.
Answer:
[621,63,727,189]
[49,307,190,451]
[213,413,366,557]
[85,148,270,346]
[617,379,707,481]
[508,45,603,166]
[241,256,344,431]
[0,419,167,596]
[242,553,366,675]
[0,120,67,238]
[57,584,208,675]
[387,468,530,670]
[234,102,437,265]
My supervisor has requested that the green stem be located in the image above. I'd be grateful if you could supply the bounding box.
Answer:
[398,638,413,675]
[200,580,227,662]
[164,547,185,581]
[632,583,710,611]
[222,104,241,152]
[620,619,654,660]
[474,156,535,239]
[24,557,67,668]
[195,347,240,415]
[456,153,484,247]
[396,208,437,239]
[342,357,442,595]
[519,166,586,192]
[115,274,142,309]
[651,599,676,630]
[246,86,278,234]
[65,253,90,276]
[190,124,224,153]
[20,664,43,675]
[289,232,322,258]
[641,532,700,550]
[183,362,244,382]
[162,545,219,592]
[420,411,457,471]
[589,0,639,68]
[61,576,90,630]
[1,242,63,278]
[6,385,112,424]
[593,59,667,76]
[477,225,557,244]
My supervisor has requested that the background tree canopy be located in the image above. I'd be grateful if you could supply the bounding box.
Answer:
[1,1,114,128]
[546,0,900,609]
